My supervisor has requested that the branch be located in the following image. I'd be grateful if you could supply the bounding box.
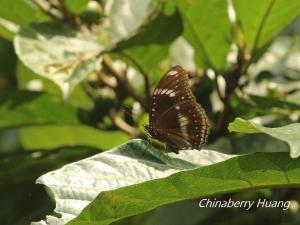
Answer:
[215,48,249,138]
[120,52,152,106]
[102,54,149,111]
[33,0,84,30]
[95,69,117,89]
[109,109,140,137]
[32,0,62,21]
[250,0,276,63]
[214,73,225,102]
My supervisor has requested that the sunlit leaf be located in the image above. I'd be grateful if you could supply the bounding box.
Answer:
[14,22,103,98]
[100,0,157,46]
[31,139,235,225]
[30,139,300,225]
[229,118,300,158]
[17,61,94,110]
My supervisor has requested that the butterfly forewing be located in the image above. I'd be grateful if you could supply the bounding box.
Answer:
[151,67,191,123]
[148,65,210,153]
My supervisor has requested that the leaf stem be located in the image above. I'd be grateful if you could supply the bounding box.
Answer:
[250,0,276,63]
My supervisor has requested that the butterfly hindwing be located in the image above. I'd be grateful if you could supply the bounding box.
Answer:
[157,101,209,151]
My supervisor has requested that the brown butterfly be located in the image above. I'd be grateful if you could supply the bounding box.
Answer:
[144,65,210,153]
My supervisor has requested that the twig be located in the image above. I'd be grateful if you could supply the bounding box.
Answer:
[102,54,149,111]
[95,69,117,89]
[250,0,276,63]
[120,52,152,106]
[32,0,62,20]
[214,73,225,102]
[215,48,248,138]
[33,0,84,30]
[109,109,140,137]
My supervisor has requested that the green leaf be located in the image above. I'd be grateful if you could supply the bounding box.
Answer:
[14,22,103,98]
[0,147,98,225]
[31,139,235,225]
[229,118,300,158]
[0,38,17,80]
[17,61,94,110]
[0,91,79,128]
[20,125,130,151]
[0,18,19,41]
[115,12,183,82]
[176,0,232,71]
[31,139,300,225]
[63,0,89,14]
[232,0,300,53]
[0,0,48,26]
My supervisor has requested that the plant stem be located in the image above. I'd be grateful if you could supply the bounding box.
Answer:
[109,109,140,137]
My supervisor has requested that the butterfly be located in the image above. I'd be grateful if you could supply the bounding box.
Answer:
[144,65,210,153]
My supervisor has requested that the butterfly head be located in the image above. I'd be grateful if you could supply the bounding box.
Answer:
[143,124,160,139]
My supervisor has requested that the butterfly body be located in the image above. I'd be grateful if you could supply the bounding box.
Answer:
[145,65,210,153]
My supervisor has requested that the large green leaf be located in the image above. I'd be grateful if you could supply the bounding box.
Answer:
[176,0,232,71]
[14,22,103,98]
[0,91,79,128]
[232,0,300,53]
[0,0,48,26]
[114,12,183,82]
[229,118,300,158]
[20,125,130,151]
[30,139,300,225]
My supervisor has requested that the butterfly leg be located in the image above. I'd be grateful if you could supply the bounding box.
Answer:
[166,143,179,154]
[146,133,152,147]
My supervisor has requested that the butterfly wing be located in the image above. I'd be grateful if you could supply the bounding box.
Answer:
[149,65,210,153]
[150,66,192,127]
[157,101,209,152]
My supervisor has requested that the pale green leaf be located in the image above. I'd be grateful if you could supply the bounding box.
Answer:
[229,118,300,158]
[17,60,94,110]
[31,139,235,225]
[100,0,157,46]
[30,139,300,225]
[14,23,103,98]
